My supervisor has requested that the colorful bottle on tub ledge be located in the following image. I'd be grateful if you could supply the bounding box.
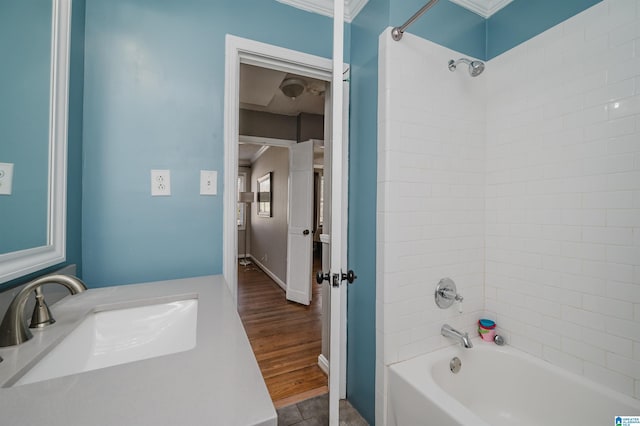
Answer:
[478,319,496,342]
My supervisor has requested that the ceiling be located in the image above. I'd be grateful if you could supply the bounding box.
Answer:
[238,64,326,166]
[276,0,513,20]
[240,64,326,116]
[238,144,261,165]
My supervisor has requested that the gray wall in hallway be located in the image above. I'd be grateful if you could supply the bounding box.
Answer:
[250,147,289,284]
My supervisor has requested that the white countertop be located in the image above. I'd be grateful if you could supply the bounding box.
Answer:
[0,275,277,426]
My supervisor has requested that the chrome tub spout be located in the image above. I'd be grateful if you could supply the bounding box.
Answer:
[441,324,473,348]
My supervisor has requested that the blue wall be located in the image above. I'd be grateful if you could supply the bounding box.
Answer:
[385,0,601,61]
[66,0,86,277]
[390,0,486,59]
[487,0,602,59]
[347,0,486,423]
[347,0,389,422]
[0,0,51,254]
[77,0,603,288]
[81,0,343,287]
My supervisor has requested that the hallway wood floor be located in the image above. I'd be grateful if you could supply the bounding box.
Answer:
[237,256,327,408]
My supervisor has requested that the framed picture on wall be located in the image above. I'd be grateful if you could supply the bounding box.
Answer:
[257,172,272,217]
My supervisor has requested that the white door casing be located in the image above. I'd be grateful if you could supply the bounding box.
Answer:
[339,71,350,401]
[318,77,351,402]
[223,34,349,426]
[329,0,346,423]
[223,35,336,304]
[285,140,314,305]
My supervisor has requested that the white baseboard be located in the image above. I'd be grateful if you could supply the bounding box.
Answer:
[249,256,287,291]
[318,354,329,375]
[237,254,249,259]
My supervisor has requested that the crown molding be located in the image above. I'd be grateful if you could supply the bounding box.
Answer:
[448,0,513,18]
[276,0,369,23]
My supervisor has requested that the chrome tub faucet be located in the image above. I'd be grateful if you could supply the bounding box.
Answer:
[441,324,473,348]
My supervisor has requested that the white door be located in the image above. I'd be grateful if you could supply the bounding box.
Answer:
[222,31,348,426]
[329,0,348,423]
[285,140,314,305]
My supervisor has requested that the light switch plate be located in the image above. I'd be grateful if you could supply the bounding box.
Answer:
[200,170,217,195]
[0,162,14,195]
[151,170,171,196]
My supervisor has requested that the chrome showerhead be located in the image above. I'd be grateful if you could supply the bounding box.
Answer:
[469,60,484,76]
[448,58,485,77]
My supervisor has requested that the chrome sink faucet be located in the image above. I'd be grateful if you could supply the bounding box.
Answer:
[0,274,87,347]
[441,324,473,348]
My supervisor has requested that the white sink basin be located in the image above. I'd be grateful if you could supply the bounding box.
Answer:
[13,299,198,386]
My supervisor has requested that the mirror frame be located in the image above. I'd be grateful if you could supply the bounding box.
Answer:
[0,0,71,284]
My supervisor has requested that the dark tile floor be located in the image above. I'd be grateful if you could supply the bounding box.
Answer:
[276,393,369,426]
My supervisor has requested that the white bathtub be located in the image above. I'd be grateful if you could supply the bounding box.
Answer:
[388,340,640,426]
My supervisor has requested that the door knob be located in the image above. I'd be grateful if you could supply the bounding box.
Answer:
[342,270,357,284]
[316,271,330,285]
[303,229,310,235]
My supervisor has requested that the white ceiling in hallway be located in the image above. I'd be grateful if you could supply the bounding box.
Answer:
[276,0,513,21]
[240,64,326,116]
[238,63,327,165]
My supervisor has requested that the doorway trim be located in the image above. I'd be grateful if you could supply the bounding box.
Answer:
[223,34,349,400]
[224,34,335,302]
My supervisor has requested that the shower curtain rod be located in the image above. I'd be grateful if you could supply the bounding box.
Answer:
[391,0,439,41]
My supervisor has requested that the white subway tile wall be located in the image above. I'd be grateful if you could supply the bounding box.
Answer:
[377,0,640,414]
[377,31,487,423]
[486,0,640,400]
[377,28,487,373]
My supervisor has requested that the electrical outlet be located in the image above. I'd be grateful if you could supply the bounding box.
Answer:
[0,163,14,195]
[151,170,171,196]
[200,170,217,195]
